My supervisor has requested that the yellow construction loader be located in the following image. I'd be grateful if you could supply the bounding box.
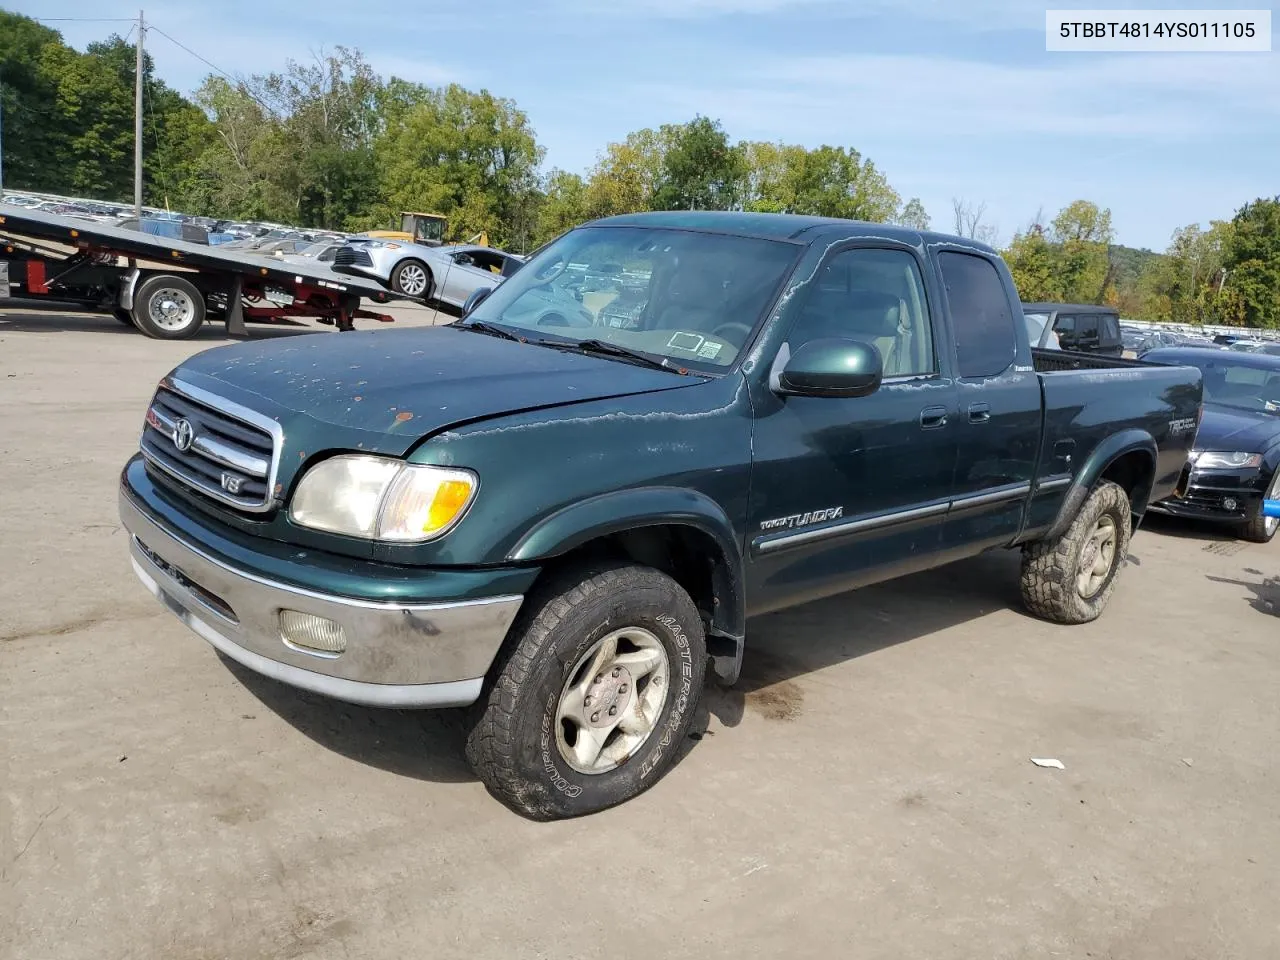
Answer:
[365,212,489,248]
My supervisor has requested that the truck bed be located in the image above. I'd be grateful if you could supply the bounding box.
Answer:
[1032,348,1148,372]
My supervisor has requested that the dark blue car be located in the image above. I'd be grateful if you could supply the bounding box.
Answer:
[1146,346,1280,541]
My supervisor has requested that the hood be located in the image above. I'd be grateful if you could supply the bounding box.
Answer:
[173,325,705,465]
[1195,403,1280,453]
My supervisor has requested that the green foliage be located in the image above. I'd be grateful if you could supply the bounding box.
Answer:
[1223,198,1280,328]
[4,8,1277,330]
[1004,226,1062,302]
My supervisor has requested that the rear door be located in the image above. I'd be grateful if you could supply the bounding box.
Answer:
[937,250,1041,553]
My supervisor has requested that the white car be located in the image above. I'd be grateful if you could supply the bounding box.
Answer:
[332,240,525,306]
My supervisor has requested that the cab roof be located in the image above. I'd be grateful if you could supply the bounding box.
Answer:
[585,210,996,253]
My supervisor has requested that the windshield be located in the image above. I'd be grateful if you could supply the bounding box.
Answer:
[1179,357,1280,414]
[464,226,800,370]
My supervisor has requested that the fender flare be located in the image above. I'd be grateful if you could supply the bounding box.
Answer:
[507,486,747,681]
[1046,429,1158,539]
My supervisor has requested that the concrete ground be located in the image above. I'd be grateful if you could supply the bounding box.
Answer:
[3,306,1280,960]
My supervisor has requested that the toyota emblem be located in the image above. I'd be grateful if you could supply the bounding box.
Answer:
[173,418,195,453]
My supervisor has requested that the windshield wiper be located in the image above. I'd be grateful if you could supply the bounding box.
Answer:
[458,320,525,342]
[540,337,688,374]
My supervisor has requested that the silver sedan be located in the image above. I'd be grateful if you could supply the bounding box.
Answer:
[332,240,525,305]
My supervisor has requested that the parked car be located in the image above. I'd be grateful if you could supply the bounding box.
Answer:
[118,211,1202,819]
[332,239,525,304]
[1022,302,1123,357]
[1023,309,1062,349]
[1146,347,1280,541]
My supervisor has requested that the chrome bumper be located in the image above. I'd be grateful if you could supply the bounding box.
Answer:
[119,487,523,708]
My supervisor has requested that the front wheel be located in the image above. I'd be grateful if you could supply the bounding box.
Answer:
[466,564,707,820]
[1020,480,1132,624]
[390,258,431,298]
[1238,469,1280,543]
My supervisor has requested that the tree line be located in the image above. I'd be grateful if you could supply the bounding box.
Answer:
[1,11,1275,327]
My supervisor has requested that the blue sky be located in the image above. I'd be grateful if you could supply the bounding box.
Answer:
[19,0,1279,250]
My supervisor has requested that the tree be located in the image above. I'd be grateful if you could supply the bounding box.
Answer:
[533,169,588,246]
[1004,224,1062,302]
[1221,197,1280,328]
[1051,200,1113,302]
[374,83,543,246]
[651,116,743,211]
[951,198,998,244]
[740,141,900,221]
[896,198,930,230]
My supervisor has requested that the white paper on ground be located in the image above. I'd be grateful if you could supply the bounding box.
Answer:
[1030,758,1065,769]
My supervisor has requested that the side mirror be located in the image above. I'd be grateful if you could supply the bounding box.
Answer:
[773,338,882,398]
[461,287,492,317]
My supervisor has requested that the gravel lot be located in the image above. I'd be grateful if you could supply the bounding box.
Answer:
[4,306,1280,960]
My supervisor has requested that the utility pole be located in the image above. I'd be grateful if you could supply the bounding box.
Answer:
[134,10,145,219]
[0,69,5,198]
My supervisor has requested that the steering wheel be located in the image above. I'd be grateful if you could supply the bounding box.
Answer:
[532,256,569,286]
[710,322,753,345]
[537,312,570,328]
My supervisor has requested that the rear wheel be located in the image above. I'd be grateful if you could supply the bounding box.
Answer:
[1021,480,1131,624]
[390,259,431,298]
[131,275,206,340]
[466,564,706,820]
[1238,468,1280,543]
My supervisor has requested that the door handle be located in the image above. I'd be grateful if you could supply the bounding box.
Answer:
[919,405,948,429]
[968,402,991,424]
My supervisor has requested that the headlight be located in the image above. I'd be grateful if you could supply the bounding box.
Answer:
[1192,450,1263,469]
[288,455,477,542]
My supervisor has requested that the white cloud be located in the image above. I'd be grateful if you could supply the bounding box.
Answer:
[632,52,1280,145]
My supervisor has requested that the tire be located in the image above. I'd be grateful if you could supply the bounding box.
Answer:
[390,258,432,298]
[1021,480,1132,624]
[131,275,206,340]
[1238,469,1280,542]
[111,308,135,328]
[465,564,707,820]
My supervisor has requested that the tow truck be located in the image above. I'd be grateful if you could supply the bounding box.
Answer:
[0,207,407,339]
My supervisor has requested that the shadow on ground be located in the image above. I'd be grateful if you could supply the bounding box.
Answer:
[1205,572,1280,618]
[1141,511,1237,543]
[223,548,1035,782]
[0,310,320,339]
[698,550,1026,733]
[221,655,475,783]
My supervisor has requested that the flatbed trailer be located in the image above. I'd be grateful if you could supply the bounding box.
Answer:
[0,207,411,339]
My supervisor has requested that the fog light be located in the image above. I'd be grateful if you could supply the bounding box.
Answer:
[279,610,347,656]
[1223,497,1239,512]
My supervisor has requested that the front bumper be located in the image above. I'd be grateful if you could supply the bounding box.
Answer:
[119,482,524,708]
[1150,464,1267,523]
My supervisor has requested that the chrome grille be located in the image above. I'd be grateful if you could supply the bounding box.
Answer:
[140,380,281,513]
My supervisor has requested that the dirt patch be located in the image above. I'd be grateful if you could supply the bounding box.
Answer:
[745,680,804,721]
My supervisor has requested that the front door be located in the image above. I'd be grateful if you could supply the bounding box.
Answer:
[745,245,959,616]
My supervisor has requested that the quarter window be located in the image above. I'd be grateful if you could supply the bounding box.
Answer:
[938,252,1017,378]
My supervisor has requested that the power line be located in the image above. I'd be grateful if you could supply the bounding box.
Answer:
[35,17,136,22]
[146,25,238,86]
[146,24,284,118]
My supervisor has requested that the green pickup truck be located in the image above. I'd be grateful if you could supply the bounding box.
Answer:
[119,212,1203,819]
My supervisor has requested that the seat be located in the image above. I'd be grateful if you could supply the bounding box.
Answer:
[653,268,726,334]
[792,286,911,376]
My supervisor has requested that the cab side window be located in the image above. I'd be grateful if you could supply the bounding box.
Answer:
[938,251,1017,378]
[786,248,935,378]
